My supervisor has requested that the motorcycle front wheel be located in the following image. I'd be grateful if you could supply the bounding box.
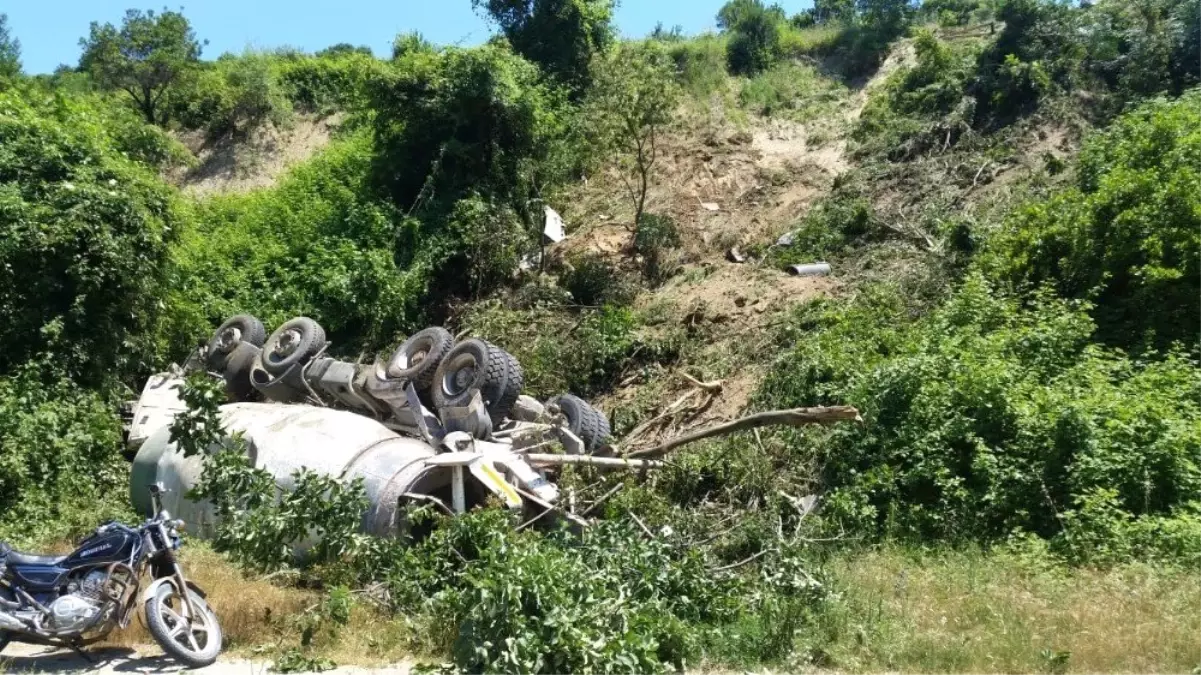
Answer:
[145,583,223,668]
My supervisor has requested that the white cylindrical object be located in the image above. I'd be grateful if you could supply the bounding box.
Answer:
[130,403,451,540]
[786,262,831,277]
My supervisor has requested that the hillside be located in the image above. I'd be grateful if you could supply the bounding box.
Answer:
[0,0,1198,672]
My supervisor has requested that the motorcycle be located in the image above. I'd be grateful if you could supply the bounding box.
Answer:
[0,483,222,667]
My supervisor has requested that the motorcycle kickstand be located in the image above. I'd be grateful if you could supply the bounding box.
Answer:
[68,640,97,665]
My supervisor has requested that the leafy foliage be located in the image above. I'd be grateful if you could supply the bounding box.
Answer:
[586,41,680,229]
[758,278,1201,564]
[0,360,129,547]
[171,51,295,139]
[982,91,1200,351]
[721,0,786,75]
[0,90,180,384]
[472,0,615,92]
[79,8,204,125]
[0,14,20,81]
[161,129,420,359]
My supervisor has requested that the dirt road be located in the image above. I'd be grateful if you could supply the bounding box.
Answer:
[0,642,413,674]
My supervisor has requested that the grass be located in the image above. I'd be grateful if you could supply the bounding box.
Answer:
[739,61,849,121]
[818,547,1201,674]
[82,541,1199,673]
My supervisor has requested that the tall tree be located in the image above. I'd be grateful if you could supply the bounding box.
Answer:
[472,0,614,93]
[0,14,21,80]
[79,8,203,125]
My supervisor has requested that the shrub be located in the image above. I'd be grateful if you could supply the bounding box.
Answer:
[723,1,785,75]
[0,361,129,547]
[372,45,571,225]
[472,0,615,93]
[559,252,636,307]
[461,302,671,399]
[0,90,180,384]
[161,130,421,360]
[853,29,978,157]
[278,51,390,114]
[981,91,1201,351]
[634,213,681,284]
[666,34,729,98]
[739,61,847,118]
[173,52,294,138]
[757,278,1201,565]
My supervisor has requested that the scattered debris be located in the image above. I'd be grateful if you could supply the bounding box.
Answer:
[700,201,720,212]
[776,232,795,247]
[726,246,746,263]
[785,262,831,277]
[543,206,566,243]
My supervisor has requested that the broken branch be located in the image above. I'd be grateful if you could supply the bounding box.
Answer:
[525,453,663,470]
[626,406,861,459]
[679,371,723,392]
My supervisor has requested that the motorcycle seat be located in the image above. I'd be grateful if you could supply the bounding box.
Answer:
[0,542,66,566]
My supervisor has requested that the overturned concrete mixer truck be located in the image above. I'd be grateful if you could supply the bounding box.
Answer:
[126,315,653,540]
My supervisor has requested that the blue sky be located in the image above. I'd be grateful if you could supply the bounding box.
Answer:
[6,0,815,74]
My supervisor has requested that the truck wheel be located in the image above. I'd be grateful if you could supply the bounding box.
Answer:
[485,346,524,426]
[387,327,454,389]
[260,317,327,376]
[433,339,523,424]
[548,394,611,454]
[204,315,266,372]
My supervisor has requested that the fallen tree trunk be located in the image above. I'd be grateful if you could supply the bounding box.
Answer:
[625,406,861,459]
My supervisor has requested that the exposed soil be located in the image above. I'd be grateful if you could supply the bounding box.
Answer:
[171,114,342,197]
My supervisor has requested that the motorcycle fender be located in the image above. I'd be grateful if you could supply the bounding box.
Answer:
[140,577,176,605]
[141,578,211,608]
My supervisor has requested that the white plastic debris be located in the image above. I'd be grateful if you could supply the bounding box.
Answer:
[543,206,566,243]
[700,202,720,212]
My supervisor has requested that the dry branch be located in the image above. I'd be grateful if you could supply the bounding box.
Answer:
[626,406,862,458]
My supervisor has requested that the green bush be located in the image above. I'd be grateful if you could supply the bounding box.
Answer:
[634,213,681,284]
[161,130,421,359]
[757,278,1201,565]
[739,61,847,118]
[372,45,570,225]
[854,29,978,157]
[982,91,1200,351]
[172,52,294,138]
[472,0,615,93]
[0,361,130,547]
[278,51,390,114]
[461,302,673,399]
[0,90,180,384]
[722,0,785,75]
[666,34,728,99]
[559,252,636,307]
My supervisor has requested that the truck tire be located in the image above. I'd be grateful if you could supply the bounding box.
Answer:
[485,346,524,426]
[204,314,266,372]
[260,317,327,376]
[433,339,523,424]
[387,327,454,389]
[548,394,611,454]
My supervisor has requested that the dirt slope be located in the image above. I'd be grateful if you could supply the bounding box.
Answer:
[550,54,912,446]
[171,114,341,197]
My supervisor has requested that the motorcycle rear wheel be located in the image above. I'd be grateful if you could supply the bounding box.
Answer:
[145,583,222,668]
